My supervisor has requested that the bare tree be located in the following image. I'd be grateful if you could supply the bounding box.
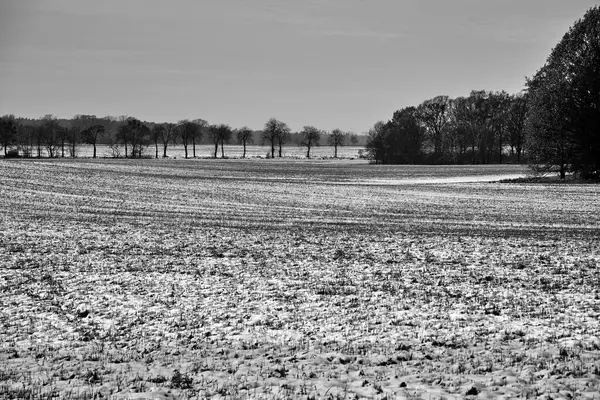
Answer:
[191,118,207,157]
[117,117,149,158]
[17,124,35,157]
[33,125,43,158]
[300,126,321,158]
[209,125,219,158]
[220,125,232,158]
[58,125,68,157]
[116,115,130,157]
[159,122,178,157]
[209,124,232,158]
[74,115,94,157]
[262,118,278,158]
[261,118,290,158]
[178,120,189,158]
[82,124,105,158]
[276,125,290,158]
[151,124,163,158]
[192,118,208,158]
[178,120,200,159]
[236,127,253,158]
[328,129,346,158]
[506,92,528,162]
[64,124,79,157]
[41,114,60,158]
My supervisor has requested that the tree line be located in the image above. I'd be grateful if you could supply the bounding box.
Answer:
[366,6,599,179]
[365,91,527,165]
[0,115,362,159]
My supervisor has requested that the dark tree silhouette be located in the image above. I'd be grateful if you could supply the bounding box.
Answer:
[526,6,600,179]
[117,118,150,158]
[262,118,290,158]
[276,124,290,157]
[151,124,164,158]
[115,115,130,157]
[74,115,98,158]
[178,120,189,158]
[365,122,387,164]
[191,119,207,158]
[328,129,346,158]
[365,108,424,164]
[0,114,18,156]
[178,120,201,159]
[506,93,528,162]
[220,125,232,158]
[388,107,425,164]
[483,91,511,164]
[416,96,450,161]
[209,124,232,158]
[526,68,575,179]
[82,124,105,158]
[64,126,79,157]
[41,114,60,158]
[158,122,178,158]
[18,124,35,157]
[300,126,321,158]
[236,127,253,158]
[58,125,68,157]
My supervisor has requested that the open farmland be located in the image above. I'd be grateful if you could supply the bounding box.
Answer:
[1,159,600,400]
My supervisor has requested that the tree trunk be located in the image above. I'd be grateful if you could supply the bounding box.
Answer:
[271,142,275,158]
[221,140,224,158]
[307,147,310,158]
[163,143,168,158]
[214,143,218,158]
[334,145,338,158]
[480,139,486,164]
[560,134,566,180]
[155,142,158,159]
[278,142,282,157]
[183,144,188,159]
[498,134,503,164]
[242,141,246,158]
[93,143,97,158]
[192,137,196,158]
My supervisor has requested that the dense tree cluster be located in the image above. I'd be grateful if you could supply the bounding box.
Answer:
[366,6,600,178]
[525,6,600,179]
[366,91,527,165]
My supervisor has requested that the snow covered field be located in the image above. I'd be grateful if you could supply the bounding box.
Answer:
[75,144,365,159]
[1,159,599,399]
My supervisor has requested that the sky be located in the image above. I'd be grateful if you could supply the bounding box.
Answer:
[0,0,597,133]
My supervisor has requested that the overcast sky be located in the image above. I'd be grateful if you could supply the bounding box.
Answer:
[0,1,596,133]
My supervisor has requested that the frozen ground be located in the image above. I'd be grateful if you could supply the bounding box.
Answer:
[0,159,599,399]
